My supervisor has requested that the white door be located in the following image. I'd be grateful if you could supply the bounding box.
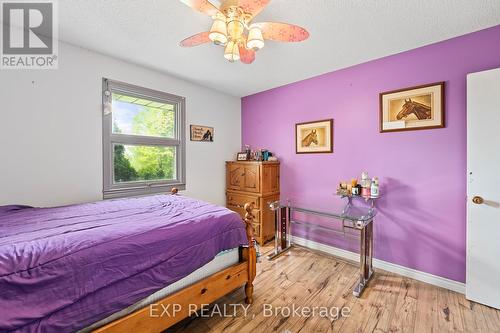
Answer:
[466,67,500,309]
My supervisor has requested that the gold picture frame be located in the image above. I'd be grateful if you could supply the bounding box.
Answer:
[295,119,333,154]
[380,82,445,133]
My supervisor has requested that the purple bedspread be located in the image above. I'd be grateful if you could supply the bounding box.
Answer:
[0,195,248,333]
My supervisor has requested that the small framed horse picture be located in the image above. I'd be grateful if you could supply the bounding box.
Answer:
[295,119,333,154]
[380,82,445,133]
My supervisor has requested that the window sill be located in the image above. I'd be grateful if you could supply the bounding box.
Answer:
[103,183,186,200]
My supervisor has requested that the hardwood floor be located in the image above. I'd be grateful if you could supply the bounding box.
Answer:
[168,245,500,333]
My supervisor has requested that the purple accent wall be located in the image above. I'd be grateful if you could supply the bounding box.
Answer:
[241,25,500,282]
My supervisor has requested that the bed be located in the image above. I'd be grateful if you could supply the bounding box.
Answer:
[0,190,257,333]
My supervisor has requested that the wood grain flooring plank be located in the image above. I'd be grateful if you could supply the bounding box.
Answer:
[167,246,500,333]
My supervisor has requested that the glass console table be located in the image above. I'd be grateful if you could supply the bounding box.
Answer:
[267,195,377,297]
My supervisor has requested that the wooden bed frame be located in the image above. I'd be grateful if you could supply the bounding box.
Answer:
[93,189,257,333]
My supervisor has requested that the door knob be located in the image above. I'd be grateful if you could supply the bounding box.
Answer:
[472,196,484,204]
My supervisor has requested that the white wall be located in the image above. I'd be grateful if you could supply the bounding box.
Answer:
[0,42,241,207]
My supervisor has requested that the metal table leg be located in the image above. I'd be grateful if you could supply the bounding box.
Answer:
[353,220,374,297]
[268,205,292,260]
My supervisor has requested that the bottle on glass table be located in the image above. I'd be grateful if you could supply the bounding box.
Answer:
[361,172,371,197]
[370,177,380,198]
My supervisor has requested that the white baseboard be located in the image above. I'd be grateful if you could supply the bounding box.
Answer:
[292,236,466,294]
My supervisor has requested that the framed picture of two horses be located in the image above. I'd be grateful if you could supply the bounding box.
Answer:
[380,82,445,133]
[296,119,333,154]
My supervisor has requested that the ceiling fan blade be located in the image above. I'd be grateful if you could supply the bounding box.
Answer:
[179,0,220,17]
[180,32,211,47]
[239,45,256,64]
[253,22,309,42]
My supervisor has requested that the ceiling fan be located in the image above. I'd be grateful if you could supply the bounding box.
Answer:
[179,0,309,64]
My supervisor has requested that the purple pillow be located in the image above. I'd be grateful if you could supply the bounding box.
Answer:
[0,205,32,214]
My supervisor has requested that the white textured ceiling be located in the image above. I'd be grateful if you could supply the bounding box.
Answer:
[58,0,500,97]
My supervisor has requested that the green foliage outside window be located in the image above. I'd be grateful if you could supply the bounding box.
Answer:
[113,106,176,183]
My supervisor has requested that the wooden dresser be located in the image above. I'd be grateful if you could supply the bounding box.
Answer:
[226,161,280,245]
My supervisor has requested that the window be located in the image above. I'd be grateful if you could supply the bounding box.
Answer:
[102,79,186,199]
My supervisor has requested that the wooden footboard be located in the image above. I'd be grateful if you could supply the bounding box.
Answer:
[93,199,257,333]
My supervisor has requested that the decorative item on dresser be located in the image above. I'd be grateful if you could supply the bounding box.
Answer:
[226,161,280,245]
[237,152,249,161]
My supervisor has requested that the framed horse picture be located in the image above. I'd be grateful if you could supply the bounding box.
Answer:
[295,119,333,154]
[380,82,445,133]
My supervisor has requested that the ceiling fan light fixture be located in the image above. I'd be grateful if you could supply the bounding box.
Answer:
[224,40,240,62]
[247,26,264,50]
[208,16,228,45]
[227,18,244,40]
[179,0,310,64]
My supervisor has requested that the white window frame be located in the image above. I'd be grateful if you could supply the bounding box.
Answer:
[102,78,186,199]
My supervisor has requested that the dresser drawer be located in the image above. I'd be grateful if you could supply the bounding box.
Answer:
[226,193,260,209]
[226,205,260,223]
